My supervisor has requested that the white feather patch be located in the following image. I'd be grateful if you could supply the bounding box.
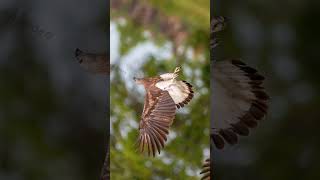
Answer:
[156,80,191,104]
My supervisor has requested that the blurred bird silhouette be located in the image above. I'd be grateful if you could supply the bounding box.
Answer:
[201,16,269,180]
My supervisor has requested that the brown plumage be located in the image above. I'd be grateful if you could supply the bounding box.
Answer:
[211,16,269,150]
[134,68,194,156]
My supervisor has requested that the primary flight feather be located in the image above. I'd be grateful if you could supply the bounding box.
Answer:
[75,48,109,74]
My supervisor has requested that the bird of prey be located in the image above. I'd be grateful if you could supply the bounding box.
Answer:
[75,48,110,74]
[134,67,194,157]
[200,16,269,180]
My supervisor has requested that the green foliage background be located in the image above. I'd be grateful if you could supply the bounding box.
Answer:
[110,0,210,179]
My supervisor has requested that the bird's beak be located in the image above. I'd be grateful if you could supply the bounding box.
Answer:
[133,77,143,84]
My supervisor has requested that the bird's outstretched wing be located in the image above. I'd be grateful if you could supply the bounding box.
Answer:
[212,59,269,149]
[75,48,109,74]
[169,80,194,109]
[156,78,194,109]
[137,87,176,157]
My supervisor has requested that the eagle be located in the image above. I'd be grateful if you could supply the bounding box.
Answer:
[200,16,269,180]
[134,67,194,157]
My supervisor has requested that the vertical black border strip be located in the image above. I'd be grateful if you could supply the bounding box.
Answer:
[100,1,110,179]
[210,0,213,179]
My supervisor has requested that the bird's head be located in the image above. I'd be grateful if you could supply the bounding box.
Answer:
[133,77,146,85]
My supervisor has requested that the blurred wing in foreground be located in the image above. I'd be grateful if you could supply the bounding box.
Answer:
[202,15,269,180]
[135,67,194,157]
[212,59,269,149]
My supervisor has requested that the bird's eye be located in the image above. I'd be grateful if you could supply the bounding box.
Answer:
[79,59,83,63]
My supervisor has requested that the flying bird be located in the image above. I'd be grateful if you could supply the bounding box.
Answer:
[134,67,194,157]
[75,48,110,74]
